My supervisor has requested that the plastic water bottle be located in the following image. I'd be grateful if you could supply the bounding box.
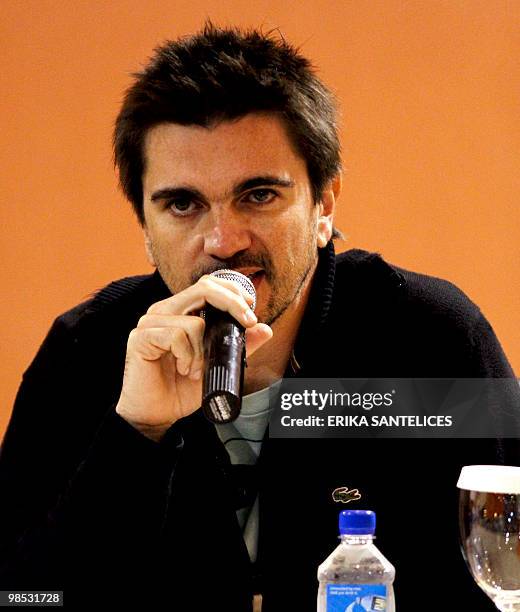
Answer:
[317,510,396,611]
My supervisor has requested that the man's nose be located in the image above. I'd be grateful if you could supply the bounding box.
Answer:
[202,211,252,260]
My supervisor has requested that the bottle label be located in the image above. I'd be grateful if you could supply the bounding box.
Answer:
[326,584,387,611]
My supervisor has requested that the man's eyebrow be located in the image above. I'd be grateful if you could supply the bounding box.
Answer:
[150,175,295,203]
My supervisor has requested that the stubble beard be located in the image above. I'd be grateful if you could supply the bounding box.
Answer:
[262,251,317,326]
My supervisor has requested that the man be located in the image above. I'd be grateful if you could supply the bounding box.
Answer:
[1,23,518,611]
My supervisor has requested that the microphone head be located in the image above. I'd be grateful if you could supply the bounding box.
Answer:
[210,269,257,312]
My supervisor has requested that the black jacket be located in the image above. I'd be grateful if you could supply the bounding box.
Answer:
[1,242,518,611]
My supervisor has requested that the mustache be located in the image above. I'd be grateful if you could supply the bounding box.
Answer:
[191,252,274,285]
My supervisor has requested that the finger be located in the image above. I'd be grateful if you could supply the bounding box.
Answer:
[244,323,273,357]
[170,275,255,314]
[129,326,195,376]
[148,276,256,328]
[137,314,206,378]
[206,275,255,305]
[149,275,253,312]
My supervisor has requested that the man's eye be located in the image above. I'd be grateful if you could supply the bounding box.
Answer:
[246,189,277,204]
[166,200,198,216]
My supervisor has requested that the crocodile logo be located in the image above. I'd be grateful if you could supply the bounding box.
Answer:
[332,486,362,504]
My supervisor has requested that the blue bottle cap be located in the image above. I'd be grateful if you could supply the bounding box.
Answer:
[339,510,376,535]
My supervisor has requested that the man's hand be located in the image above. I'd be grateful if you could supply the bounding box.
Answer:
[115,274,273,442]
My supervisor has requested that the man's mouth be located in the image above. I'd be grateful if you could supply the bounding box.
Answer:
[249,270,265,293]
[237,268,265,293]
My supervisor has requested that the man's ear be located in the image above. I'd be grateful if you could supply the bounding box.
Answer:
[143,228,157,267]
[317,173,342,248]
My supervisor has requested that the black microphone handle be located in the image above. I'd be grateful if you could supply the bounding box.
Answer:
[201,304,246,424]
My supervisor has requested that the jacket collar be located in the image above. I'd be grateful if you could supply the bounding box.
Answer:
[287,240,336,376]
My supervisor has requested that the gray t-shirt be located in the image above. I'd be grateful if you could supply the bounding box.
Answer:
[214,381,280,562]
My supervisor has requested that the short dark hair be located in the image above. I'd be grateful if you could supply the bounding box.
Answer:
[113,22,343,237]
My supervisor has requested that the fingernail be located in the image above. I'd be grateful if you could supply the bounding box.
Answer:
[190,369,202,381]
[245,309,257,324]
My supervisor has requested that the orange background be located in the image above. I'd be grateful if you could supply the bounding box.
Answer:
[1,0,519,438]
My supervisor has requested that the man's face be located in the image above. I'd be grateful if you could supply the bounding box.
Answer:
[142,113,332,326]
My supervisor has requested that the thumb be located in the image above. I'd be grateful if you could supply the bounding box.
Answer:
[245,323,273,357]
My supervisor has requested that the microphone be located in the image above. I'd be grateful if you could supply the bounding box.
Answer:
[201,270,256,424]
